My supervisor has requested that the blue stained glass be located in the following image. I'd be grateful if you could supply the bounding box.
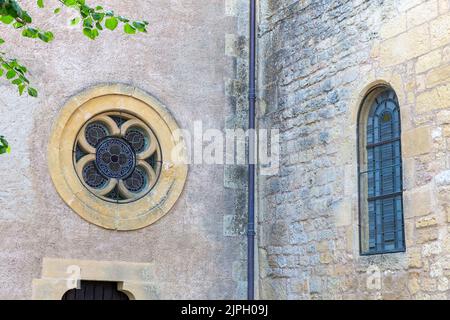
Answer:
[362,89,405,254]
[95,137,136,180]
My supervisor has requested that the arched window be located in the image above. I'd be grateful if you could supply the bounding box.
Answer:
[358,87,405,255]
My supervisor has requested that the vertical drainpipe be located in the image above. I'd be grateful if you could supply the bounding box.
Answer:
[247,0,257,301]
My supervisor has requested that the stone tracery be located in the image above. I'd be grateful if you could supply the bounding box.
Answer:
[74,112,161,203]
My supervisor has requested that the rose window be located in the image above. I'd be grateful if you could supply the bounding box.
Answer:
[74,112,162,203]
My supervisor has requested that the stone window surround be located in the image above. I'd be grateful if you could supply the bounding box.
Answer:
[48,84,188,231]
[32,258,159,300]
[357,85,405,255]
[350,78,409,265]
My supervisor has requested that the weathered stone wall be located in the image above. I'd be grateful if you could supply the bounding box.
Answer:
[257,0,450,299]
[0,0,247,299]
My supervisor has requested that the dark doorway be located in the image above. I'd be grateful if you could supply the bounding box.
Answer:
[62,281,130,300]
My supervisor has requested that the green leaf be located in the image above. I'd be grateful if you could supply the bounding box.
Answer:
[124,23,136,34]
[46,31,54,41]
[92,12,104,21]
[0,136,8,146]
[70,17,81,25]
[28,87,38,97]
[18,84,25,96]
[91,28,99,39]
[54,8,61,14]
[0,38,4,45]
[15,65,26,75]
[8,1,23,19]
[18,75,29,84]
[132,21,147,33]
[37,31,53,42]
[6,70,16,79]
[83,27,98,40]
[37,0,44,8]
[82,27,92,39]
[63,0,77,6]
[13,21,24,28]
[105,17,118,31]
[83,17,93,28]
[22,27,39,38]
[22,12,32,24]
[0,134,9,154]
[0,15,14,24]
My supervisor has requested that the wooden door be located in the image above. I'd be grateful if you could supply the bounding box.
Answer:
[62,281,129,300]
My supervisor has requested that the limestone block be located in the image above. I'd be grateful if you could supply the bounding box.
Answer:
[334,199,352,227]
[308,276,322,294]
[443,124,450,136]
[444,44,450,62]
[405,218,415,247]
[425,64,450,88]
[399,0,429,12]
[403,158,416,190]
[415,50,442,74]
[408,272,421,295]
[417,228,439,243]
[421,278,438,291]
[224,0,237,16]
[430,13,450,49]
[416,84,450,113]
[317,240,329,253]
[379,24,430,66]
[407,0,438,28]
[416,73,427,92]
[403,183,435,218]
[379,15,407,40]
[444,236,450,252]
[402,126,432,157]
[319,252,333,264]
[225,34,237,57]
[422,241,442,256]
[435,170,450,186]
[408,250,423,268]
[259,279,287,300]
[416,216,438,228]
[439,0,450,13]
[33,258,158,300]
[438,277,449,292]
[288,278,308,295]
[437,110,450,124]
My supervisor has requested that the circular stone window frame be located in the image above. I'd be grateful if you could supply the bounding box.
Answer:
[49,84,188,231]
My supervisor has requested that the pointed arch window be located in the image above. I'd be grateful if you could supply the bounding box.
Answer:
[358,88,405,255]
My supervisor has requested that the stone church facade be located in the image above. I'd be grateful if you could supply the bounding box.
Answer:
[0,0,448,300]
[257,0,450,299]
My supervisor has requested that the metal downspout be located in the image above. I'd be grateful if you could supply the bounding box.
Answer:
[247,0,257,301]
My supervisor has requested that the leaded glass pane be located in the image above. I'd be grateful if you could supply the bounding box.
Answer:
[73,111,162,204]
[360,89,405,255]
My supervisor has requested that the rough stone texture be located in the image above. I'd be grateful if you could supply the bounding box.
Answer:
[2,0,450,301]
[0,0,246,299]
[257,0,450,300]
